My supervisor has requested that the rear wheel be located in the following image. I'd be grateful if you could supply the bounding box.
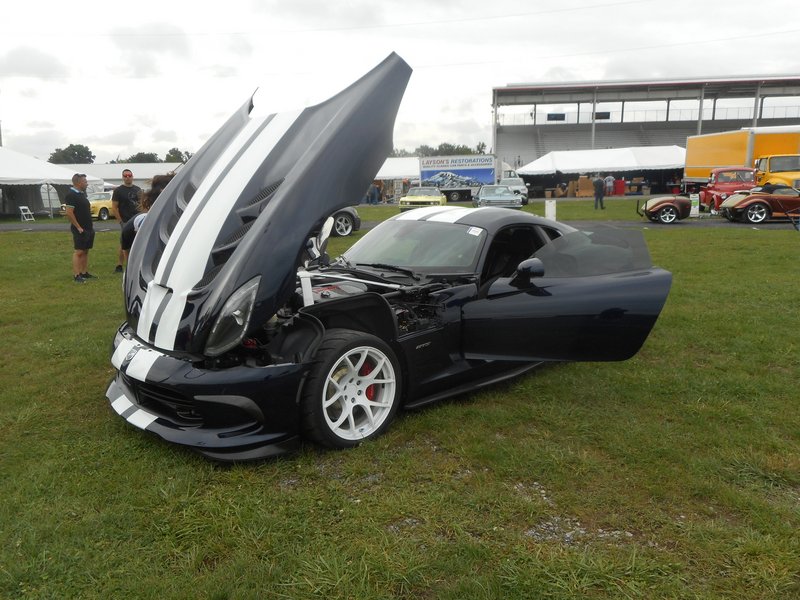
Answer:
[743,202,769,224]
[301,330,401,448]
[98,208,109,221]
[448,190,461,202]
[657,205,678,224]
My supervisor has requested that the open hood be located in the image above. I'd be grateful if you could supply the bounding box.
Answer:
[124,53,412,355]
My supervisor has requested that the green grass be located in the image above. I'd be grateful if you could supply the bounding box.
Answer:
[1,213,799,599]
[355,196,652,223]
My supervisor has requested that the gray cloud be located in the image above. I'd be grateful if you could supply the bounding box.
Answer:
[0,47,69,79]
[151,129,178,143]
[5,129,68,161]
[109,23,191,77]
[110,23,191,56]
[251,0,388,29]
[89,130,138,147]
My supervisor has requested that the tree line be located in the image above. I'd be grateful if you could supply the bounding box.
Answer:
[391,142,487,157]
[48,140,488,165]
[47,144,194,165]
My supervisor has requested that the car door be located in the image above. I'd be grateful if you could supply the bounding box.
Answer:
[770,188,800,217]
[461,226,672,362]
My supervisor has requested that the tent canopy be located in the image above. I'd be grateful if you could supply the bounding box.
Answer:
[375,156,420,180]
[0,146,103,185]
[517,145,686,176]
[0,147,103,216]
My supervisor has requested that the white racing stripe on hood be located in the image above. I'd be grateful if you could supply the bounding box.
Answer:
[137,108,303,350]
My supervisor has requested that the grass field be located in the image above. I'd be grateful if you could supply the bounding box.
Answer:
[1,203,798,599]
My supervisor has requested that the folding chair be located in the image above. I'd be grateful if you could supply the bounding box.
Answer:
[19,206,35,222]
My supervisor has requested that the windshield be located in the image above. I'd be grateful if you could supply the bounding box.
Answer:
[407,187,440,196]
[481,186,512,196]
[89,193,110,201]
[342,219,486,273]
[500,178,524,186]
[769,156,800,172]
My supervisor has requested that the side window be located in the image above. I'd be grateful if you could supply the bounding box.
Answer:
[481,226,545,283]
[538,226,563,241]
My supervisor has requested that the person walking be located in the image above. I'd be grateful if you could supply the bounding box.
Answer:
[112,169,142,273]
[593,174,605,210]
[63,173,95,283]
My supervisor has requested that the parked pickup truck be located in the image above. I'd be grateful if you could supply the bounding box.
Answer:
[700,167,756,212]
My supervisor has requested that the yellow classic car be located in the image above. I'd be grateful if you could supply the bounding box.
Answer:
[60,191,115,221]
[398,186,446,211]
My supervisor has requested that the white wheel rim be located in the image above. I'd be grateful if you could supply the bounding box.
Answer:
[748,205,766,222]
[322,345,396,441]
[334,215,352,235]
[661,207,677,223]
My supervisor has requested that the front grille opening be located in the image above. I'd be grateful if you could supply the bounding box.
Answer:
[124,375,254,429]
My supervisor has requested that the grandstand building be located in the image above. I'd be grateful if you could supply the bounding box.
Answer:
[492,75,800,170]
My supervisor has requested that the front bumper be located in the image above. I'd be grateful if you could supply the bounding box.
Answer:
[106,323,305,461]
[474,201,522,209]
[399,200,445,211]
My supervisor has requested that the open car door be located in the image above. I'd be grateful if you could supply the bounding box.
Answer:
[461,226,671,362]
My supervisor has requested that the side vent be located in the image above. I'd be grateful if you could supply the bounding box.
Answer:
[193,179,284,290]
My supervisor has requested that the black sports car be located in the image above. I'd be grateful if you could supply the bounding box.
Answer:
[106,54,672,461]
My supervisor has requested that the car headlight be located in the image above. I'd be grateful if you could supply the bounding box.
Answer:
[205,276,261,357]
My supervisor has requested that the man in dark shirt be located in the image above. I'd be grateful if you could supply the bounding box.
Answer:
[64,173,95,283]
[112,169,142,273]
[593,174,605,210]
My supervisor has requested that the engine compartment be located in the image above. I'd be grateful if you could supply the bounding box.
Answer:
[202,268,446,370]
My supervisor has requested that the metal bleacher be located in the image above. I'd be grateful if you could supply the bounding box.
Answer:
[492,75,800,169]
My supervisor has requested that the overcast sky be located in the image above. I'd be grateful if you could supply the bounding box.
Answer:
[1,0,798,163]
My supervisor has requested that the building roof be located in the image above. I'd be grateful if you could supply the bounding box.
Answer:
[494,75,800,105]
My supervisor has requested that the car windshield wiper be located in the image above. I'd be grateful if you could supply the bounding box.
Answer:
[355,263,420,281]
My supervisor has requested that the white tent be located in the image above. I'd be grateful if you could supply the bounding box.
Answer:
[375,157,420,180]
[0,146,103,216]
[0,146,103,185]
[517,145,686,175]
[62,162,183,188]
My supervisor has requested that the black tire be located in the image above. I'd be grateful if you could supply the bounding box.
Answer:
[743,202,769,224]
[331,212,354,237]
[448,190,461,203]
[657,205,678,224]
[98,208,109,221]
[301,329,401,448]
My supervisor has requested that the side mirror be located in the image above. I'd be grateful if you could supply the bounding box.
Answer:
[304,217,334,267]
[511,257,545,285]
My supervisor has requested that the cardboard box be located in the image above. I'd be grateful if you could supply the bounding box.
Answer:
[576,176,594,197]
[567,180,577,197]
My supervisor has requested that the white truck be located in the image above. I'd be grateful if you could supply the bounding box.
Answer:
[419,155,497,202]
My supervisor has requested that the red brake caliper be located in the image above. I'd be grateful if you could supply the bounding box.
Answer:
[359,360,375,400]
